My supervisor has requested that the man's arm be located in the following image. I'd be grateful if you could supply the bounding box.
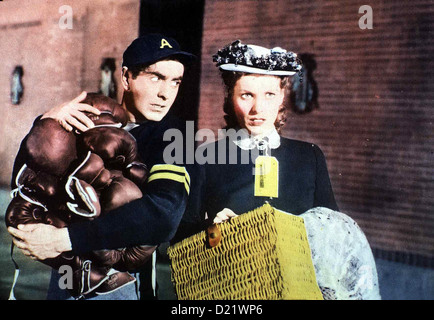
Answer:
[68,163,190,254]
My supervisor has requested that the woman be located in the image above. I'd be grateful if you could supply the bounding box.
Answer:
[175,40,380,300]
[178,40,338,233]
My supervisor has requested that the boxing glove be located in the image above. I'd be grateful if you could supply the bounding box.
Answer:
[4,196,110,298]
[113,245,157,272]
[5,196,46,228]
[13,164,60,202]
[65,177,101,218]
[123,161,149,190]
[88,173,149,269]
[90,245,156,272]
[6,195,71,229]
[91,249,123,267]
[24,118,77,177]
[7,104,149,298]
[93,269,136,296]
[5,197,132,299]
[68,257,111,298]
[99,172,143,213]
[77,127,138,170]
[68,152,112,192]
[81,93,128,127]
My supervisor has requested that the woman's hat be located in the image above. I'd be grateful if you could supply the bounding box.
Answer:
[213,40,302,76]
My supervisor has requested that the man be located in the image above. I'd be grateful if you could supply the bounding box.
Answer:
[7,33,195,299]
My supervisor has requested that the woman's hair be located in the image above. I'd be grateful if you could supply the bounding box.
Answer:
[220,70,293,133]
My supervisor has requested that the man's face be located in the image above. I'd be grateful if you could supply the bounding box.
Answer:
[124,60,184,122]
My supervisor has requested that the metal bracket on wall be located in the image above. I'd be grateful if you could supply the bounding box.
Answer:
[11,65,24,105]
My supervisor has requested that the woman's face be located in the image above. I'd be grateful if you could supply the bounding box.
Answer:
[232,74,285,137]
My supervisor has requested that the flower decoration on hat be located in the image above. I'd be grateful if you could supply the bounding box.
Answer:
[213,40,303,77]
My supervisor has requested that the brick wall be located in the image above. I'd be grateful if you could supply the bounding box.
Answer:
[0,0,140,185]
[199,0,434,263]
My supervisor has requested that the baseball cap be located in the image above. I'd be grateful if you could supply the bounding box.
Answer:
[122,34,196,68]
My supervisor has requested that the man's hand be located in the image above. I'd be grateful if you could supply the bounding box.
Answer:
[213,208,238,224]
[7,224,72,260]
[41,91,101,132]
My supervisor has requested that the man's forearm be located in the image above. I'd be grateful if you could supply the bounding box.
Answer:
[8,224,72,260]
[58,227,73,252]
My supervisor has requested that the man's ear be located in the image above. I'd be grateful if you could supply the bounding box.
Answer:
[121,67,130,91]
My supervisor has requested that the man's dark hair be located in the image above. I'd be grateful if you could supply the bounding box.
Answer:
[126,57,186,80]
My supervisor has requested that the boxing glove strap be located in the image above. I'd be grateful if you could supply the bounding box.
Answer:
[65,176,99,218]
[11,164,48,212]
[65,154,100,217]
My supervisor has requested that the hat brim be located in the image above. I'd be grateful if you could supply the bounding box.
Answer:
[219,64,296,76]
[122,51,196,68]
[165,51,196,66]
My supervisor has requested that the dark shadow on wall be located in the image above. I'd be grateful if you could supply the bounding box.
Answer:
[290,53,319,115]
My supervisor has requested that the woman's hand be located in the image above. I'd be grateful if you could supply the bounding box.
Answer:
[7,224,72,260]
[213,208,238,224]
[41,91,101,132]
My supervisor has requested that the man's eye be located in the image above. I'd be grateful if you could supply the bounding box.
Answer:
[266,92,276,98]
[171,80,181,87]
[241,93,252,99]
[150,76,159,82]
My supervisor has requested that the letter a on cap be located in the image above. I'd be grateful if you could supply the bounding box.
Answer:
[160,38,173,49]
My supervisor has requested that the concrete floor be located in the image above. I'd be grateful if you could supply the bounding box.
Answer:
[0,189,433,300]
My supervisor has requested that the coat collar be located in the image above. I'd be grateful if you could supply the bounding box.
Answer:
[232,128,281,151]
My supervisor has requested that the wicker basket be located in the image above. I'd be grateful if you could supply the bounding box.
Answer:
[167,203,323,300]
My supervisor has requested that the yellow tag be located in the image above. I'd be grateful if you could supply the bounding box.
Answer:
[160,38,173,49]
[254,156,278,198]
